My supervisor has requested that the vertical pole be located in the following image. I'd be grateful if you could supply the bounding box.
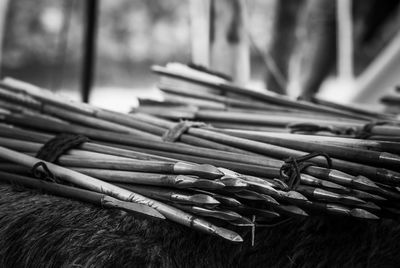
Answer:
[189,0,211,67]
[337,0,353,80]
[352,30,400,103]
[0,0,10,78]
[210,0,250,85]
[189,0,250,85]
[81,0,99,103]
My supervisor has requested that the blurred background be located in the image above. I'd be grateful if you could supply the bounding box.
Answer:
[1,0,400,112]
[0,0,274,111]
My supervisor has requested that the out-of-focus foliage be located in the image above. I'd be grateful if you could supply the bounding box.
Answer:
[3,0,83,68]
[2,0,273,68]
[98,0,190,63]
[1,0,275,92]
[2,0,193,68]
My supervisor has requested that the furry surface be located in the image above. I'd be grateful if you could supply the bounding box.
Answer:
[1,182,400,268]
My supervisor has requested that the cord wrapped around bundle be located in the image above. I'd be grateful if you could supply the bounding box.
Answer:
[162,121,208,142]
[279,152,332,190]
[31,134,89,183]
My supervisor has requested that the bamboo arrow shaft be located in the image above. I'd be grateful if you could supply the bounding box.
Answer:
[159,84,277,110]
[152,65,370,119]
[72,168,224,190]
[0,115,265,163]
[42,104,160,139]
[186,128,400,185]
[57,156,176,173]
[0,146,153,203]
[0,125,178,162]
[217,129,400,154]
[206,129,398,166]
[0,171,165,219]
[0,82,251,154]
[0,127,394,190]
[0,145,242,241]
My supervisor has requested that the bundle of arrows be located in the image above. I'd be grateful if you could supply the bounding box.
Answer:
[0,64,400,243]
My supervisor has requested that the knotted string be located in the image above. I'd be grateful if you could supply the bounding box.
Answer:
[30,161,59,183]
[354,120,393,139]
[288,122,355,136]
[162,120,208,142]
[288,120,397,139]
[36,133,89,162]
[279,152,332,190]
[30,133,89,183]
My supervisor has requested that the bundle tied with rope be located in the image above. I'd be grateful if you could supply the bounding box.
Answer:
[2,75,400,246]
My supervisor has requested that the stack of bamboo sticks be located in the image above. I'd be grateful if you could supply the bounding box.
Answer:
[140,63,400,215]
[0,65,399,243]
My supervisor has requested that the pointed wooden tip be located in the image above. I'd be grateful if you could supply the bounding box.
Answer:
[371,193,387,202]
[260,194,280,206]
[215,196,243,207]
[342,194,367,205]
[173,162,223,179]
[256,209,280,219]
[362,202,381,211]
[283,190,308,202]
[379,152,400,166]
[111,198,166,220]
[196,164,224,179]
[190,194,220,206]
[175,175,225,190]
[350,208,380,220]
[216,177,249,188]
[354,175,381,191]
[215,227,243,242]
[321,180,348,191]
[192,179,226,190]
[229,221,254,227]
[279,205,309,217]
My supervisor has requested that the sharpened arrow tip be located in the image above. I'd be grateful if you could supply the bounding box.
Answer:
[216,226,244,242]
[128,204,166,219]
[286,191,308,201]
[191,194,220,205]
[193,179,226,190]
[322,180,348,190]
[350,208,380,220]
[198,164,224,178]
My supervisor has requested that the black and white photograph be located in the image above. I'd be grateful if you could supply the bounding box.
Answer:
[0,0,399,267]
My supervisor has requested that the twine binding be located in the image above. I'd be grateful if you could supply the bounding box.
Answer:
[31,133,89,183]
[279,152,332,190]
[162,121,207,142]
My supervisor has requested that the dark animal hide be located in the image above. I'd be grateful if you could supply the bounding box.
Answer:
[0,182,399,268]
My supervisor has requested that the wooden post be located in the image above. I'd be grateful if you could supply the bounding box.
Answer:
[210,0,250,85]
[0,0,10,78]
[337,0,354,81]
[81,0,99,103]
[189,0,250,85]
[189,0,211,68]
[352,30,400,104]
[287,0,336,99]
